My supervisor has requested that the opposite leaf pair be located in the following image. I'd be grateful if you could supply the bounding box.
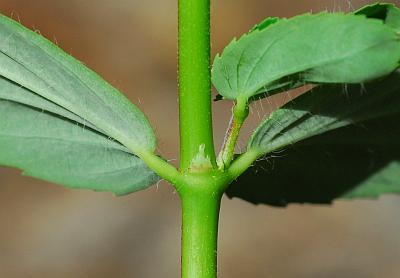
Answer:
[0,3,399,205]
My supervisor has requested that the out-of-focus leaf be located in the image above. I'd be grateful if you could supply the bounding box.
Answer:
[227,71,400,206]
[212,12,400,101]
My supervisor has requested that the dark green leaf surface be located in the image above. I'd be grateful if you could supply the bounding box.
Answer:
[0,14,155,154]
[0,99,159,195]
[227,116,400,206]
[249,17,279,33]
[249,71,400,154]
[227,71,400,205]
[212,12,400,100]
[355,3,400,32]
[0,14,159,193]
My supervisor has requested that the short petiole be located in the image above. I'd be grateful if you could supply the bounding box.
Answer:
[217,97,249,170]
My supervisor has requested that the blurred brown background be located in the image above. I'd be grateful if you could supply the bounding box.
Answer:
[0,0,400,277]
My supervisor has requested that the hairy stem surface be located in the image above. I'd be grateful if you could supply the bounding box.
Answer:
[217,97,249,169]
[178,0,216,171]
[180,184,222,278]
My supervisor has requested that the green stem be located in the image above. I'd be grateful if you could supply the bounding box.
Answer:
[179,0,216,172]
[228,149,260,180]
[179,183,222,278]
[217,97,249,170]
[176,0,235,276]
[137,150,183,186]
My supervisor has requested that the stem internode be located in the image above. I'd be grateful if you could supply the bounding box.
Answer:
[178,0,216,171]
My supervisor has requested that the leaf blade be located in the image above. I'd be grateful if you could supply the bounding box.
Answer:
[0,14,155,154]
[227,120,400,206]
[0,99,159,195]
[0,76,100,132]
[249,71,400,154]
[212,11,400,100]
[227,71,400,206]
[0,14,161,193]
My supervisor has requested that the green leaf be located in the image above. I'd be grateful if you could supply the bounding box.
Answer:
[0,14,160,193]
[0,77,100,132]
[0,14,156,154]
[249,71,400,154]
[0,98,159,196]
[212,11,400,101]
[226,71,400,206]
[226,117,400,206]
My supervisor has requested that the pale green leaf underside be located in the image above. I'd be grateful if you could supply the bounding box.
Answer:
[0,14,156,153]
[212,12,400,100]
[0,77,100,132]
[227,71,400,205]
[0,14,159,194]
[0,98,159,195]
